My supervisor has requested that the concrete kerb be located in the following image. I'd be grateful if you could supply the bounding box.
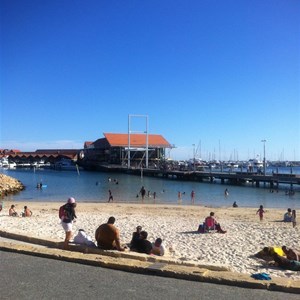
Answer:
[0,231,299,294]
[0,230,228,271]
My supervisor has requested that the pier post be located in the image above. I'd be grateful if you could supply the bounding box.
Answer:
[256,181,260,187]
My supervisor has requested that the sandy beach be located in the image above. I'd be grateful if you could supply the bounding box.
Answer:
[0,201,299,280]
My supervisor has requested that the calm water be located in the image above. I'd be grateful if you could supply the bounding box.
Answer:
[1,167,299,209]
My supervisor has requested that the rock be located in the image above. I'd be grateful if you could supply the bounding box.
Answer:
[0,174,25,196]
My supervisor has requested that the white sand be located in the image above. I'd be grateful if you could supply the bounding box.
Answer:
[1,201,299,280]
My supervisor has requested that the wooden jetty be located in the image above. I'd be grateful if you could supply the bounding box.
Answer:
[98,165,300,189]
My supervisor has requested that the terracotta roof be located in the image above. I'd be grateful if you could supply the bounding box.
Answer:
[104,133,171,148]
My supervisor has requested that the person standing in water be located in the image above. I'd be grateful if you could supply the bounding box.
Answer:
[224,189,229,197]
[190,190,195,204]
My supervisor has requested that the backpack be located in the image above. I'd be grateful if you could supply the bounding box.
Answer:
[59,203,73,221]
[59,205,66,219]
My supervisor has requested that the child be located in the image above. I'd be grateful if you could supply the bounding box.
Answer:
[9,205,18,217]
[151,238,165,256]
[256,205,265,221]
[73,229,96,247]
[292,210,296,228]
[22,206,32,217]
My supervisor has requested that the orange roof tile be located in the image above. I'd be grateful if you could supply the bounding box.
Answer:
[104,133,171,148]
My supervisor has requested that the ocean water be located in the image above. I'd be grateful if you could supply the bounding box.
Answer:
[1,167,299,209]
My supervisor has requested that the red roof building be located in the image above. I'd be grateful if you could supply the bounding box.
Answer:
[78,133,172,170]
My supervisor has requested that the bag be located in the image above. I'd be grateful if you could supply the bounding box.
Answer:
[58,204,69,219]
[59,205,66,219]
[59,204,73,222]
[198,224,205,233]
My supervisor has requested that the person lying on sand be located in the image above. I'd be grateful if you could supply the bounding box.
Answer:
[271,253,300,271]
[254,246,285,261]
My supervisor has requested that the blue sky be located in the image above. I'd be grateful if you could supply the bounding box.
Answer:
[1,0,299,161]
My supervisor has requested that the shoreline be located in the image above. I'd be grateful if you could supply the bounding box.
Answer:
[1,201,299,280]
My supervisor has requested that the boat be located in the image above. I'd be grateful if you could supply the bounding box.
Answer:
[54,158,80,171]
[247,158,263,168]
[0,157,16,169]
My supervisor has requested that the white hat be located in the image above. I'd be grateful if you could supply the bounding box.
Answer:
[68,197,76,204]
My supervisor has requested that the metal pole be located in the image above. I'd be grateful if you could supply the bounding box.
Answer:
[193,144,195,171]
[261,139,266,175]
[146,115,148,169]
[128,115,131,168]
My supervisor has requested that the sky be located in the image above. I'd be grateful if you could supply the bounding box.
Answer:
[1,0,299,162]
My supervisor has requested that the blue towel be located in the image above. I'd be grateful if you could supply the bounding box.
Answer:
[251,273,271,280]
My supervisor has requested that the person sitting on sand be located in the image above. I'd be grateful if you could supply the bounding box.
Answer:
[95,216,125,251]
[131,230,152,254]
[151,238,165,256]
[283,208,293,222]
[204,212,226,233]
[9,205,18,217]
[282,246,300,261]
[74,229,96,248]
[130,225,142,250]
[22,206,32,217]
[232,201,238,208]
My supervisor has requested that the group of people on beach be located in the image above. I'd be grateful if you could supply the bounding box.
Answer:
[255,246,300,271]
[23,194,296,276]
[8,204,32,217]
[60,197,165,255]
[256,205,297,227]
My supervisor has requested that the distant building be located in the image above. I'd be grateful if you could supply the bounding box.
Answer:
[77,133,172,170]
[5,149,79,166]
[2,133,172,171]
[0,149,21,157]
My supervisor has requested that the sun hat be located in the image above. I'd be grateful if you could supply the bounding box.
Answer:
[68,197,76,204]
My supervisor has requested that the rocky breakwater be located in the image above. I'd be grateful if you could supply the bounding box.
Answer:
[0,174,25,196]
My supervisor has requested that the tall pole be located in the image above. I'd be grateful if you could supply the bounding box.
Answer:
[261,139,266,175]
[192,144,195,171]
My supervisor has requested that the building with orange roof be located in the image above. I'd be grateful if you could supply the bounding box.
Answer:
[2,132,172,171]
[78,133,172,170]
